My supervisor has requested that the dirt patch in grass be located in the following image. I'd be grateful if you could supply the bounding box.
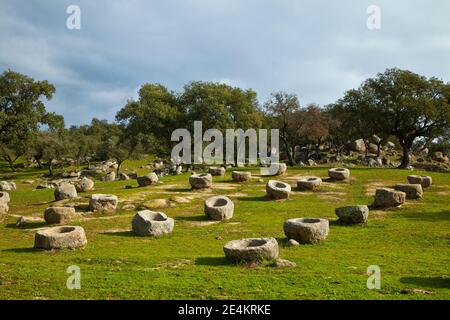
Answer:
[227,192,248,197]
[186,221,221,227]
[369,210,388,219]
[152,259,193,270]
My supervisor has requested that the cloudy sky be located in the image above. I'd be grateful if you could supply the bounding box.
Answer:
[1,0,449,126]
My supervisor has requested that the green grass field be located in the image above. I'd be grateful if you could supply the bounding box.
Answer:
[0,160,449,300]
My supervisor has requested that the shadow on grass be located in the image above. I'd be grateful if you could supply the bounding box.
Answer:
[2,247,38,253]
[99,230,135,237]
[398,210,450,222]
[176,215,208,222]
[236,195,270,202]
[169,187,196,193]
[5,222,47,229]
[195,256,231,266]
[400,276,450,289]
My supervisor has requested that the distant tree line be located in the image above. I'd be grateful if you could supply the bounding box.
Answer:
[0,68,449,174]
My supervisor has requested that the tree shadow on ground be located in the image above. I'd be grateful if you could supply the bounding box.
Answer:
[398,210,450,222]
[195,256,231,266]
[400,276,450,289]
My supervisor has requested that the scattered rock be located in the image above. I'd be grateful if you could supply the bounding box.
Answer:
[328,168,350,181]
[74,177,94,192]
[400,289,434,295]
[189,173,212,189]
[141,198,173,209]
[23,180,34,185]
[170,196,191,203]
[204,196,234,221]
[118,172,130,181]
[209,167,226,176]
[297,176,322,191]
[272,163,287,175]
[266,180,291,199]
[394,184,423,199]
[103,171,116,182]
[0,181,16,191]
[273,259,297,268]
[54,183,77,200]
[137,173,159,187]
[132,210,174,237]
[89,194,118,213]
[223,238,279,262]
[36,184,54,189]
[15,216,45,227]
[284,218,329,244]
[407,175,432,188]
[121,203,136,211]
[373,188,406,208]
[34,226,87,250]
[335,205,369,224]
[44,207,81,224]
[288,239,300,246]
[350,139,366,153]
[62,171,81,179]
[232,171,251,182]
[0,191,10,221]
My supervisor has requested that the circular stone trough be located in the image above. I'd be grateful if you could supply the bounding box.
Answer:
[266,180,291,199]
[204,196,234,221]
[189,173,212,189]
[231,171,251,182]
[284,218,329,244]
[328,168,350,181]
[297,176,322,190]
[223,238,279,262]
[132,210,174,237]
[34,226,87,249]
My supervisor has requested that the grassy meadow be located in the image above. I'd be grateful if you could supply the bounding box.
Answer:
[0,159,449,300]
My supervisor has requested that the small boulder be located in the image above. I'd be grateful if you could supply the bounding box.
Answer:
[0,181,16,191]
[335,205,369,224]
[34,226,87,250]
[137,173,159,187]
[44,207,80,224]
[132,210,174,237]
[284,218,329,244]
[328,168,350,181]
[15,216,45,228]
[373,188,406,208]
[0,191,10,221]
[288,239,300,246]
[74,177,94,192]
[266,180,291,199]
[223,238,279,262]
[89,194,118,213]
[208,167,226,176]
[394,184,423,199]
[189,173,212,189]
[54,183,77,200]
[103,171,116,182]
[272,163,287,176]
[407,175,432,188]
[204,196,234,221]
[118,172,130,181]
[231,171,251,182]
[297,176,322,190]
[273,259,297,268]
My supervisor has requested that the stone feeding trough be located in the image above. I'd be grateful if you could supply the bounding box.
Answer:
[189,173,212,189]
[34,226,87,250]
[74,177,94,192]
[223,238,279,262]
[373,188,406,208]
[209,166,226,176]
[204,196,234,221]
[335,205,369,224]
[394,184,423,199]
[231,171,251,182]
[89,194,118,213]
[266,180,291,199]
[407,175,432,188]
[284,218,329,244]
[297,176,322,191]
[132,210,174,237]
[44,207,81,224]
[328,168,350,181]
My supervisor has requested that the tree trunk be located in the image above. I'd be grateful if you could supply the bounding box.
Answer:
[399,141,413,169]
[282,137,295,166]
[116,161,122,176]
[48,160,54,177]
